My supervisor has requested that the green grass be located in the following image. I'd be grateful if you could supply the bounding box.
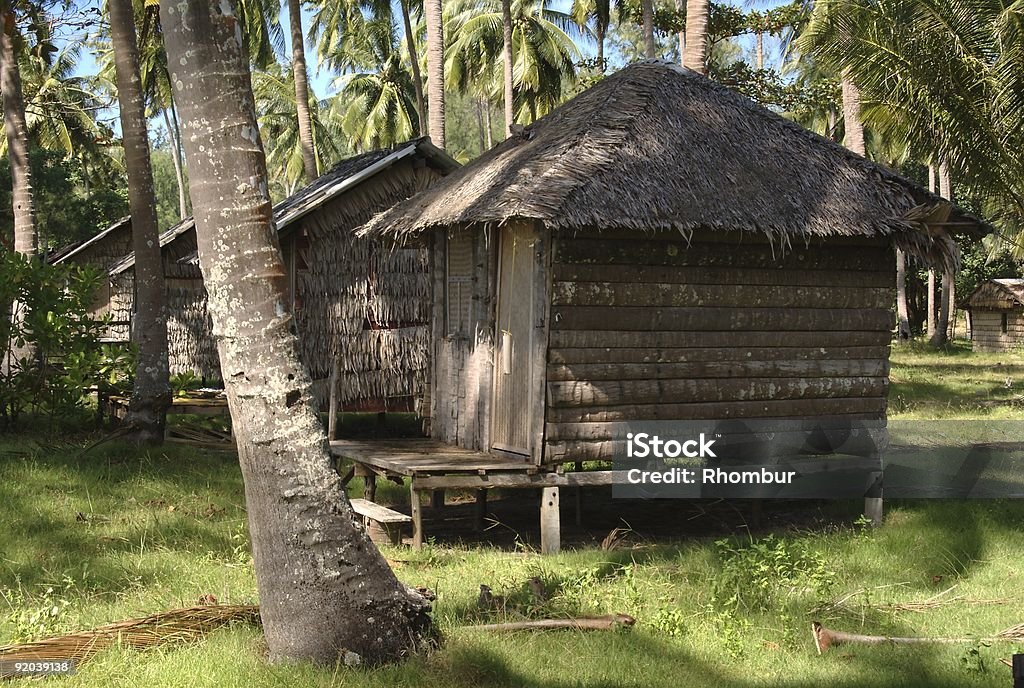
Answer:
[1,343,1023,686]
[890,340,1024,419]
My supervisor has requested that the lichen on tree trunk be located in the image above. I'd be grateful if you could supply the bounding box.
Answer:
[160,0,433,664]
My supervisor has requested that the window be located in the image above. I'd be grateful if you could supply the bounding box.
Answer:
[1002,312,1009,334]
[446,232,474,336]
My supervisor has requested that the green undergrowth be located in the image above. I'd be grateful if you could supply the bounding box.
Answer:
[1,437,1022,686]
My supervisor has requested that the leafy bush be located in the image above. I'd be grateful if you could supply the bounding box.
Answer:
[0,250,132,427]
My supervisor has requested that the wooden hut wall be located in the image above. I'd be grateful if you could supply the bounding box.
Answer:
[296,160,441,411]
[543,230,896,464]
[161,228,220,378]
[970,310,1024,352]
[428,227,496,448]
[64,226,134,340]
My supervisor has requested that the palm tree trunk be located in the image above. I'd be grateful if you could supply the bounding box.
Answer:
[475,98,486,152]
[502,0,514,137]
[674,0,685,66]
[841,73,865,155]
[683,0,708,74]
[931,160,953,347]
[1,5,37,375]
[896,249,911,341]
[598,23,607,72]
[1,9,35,256]
[425,0,446,148]
[400,0,426,136]
[756,32,763,69]
[287,0,318,181]
[483,102,493,148]
[926,164,937,339]
[160,0,432,664]
[162,106,189,221]
[110,0,172,443]
[642,0,655,59]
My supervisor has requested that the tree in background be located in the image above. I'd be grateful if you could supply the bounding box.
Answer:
[1,0,36,256]
[109,0,171,443]
[425,0,445,147]
[160,0,434,663]
[286,0,318,181]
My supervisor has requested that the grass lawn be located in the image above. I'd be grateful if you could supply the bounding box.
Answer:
[0,341,1022,686]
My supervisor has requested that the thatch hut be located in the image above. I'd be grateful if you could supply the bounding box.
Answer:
[49,217,134,342]
[365,60,982,460]
[107,139,458,408]
[347,61,987,550]
[965,279,1024,352]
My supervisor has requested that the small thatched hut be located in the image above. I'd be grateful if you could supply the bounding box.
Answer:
[965,279,1024,352]
[363,61,985,465]
[49,217,134,342]
[108,139,458,409]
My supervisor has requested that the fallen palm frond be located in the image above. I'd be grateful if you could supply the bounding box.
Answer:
[814,584,1011,615]
[996,622,1024,640]
[0,605,260,669]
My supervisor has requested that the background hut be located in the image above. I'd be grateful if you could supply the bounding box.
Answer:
[364,61,986,467]
[49,217,135,342]
[107,139,458,410]
[965,279,1024,352]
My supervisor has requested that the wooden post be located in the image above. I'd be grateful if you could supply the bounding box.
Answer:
[327,357,339,441]
[430,490,444,508]
[574,461,583,527]
[410,483,424,550]
[474,489,487,531]
[364,473,377,502]
[1012,654,1024,688]
[864,465,883,526]
[540,486,560,554]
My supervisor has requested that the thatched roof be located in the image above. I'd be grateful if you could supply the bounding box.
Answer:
[109,138,457,276]
[362,61,987,270]
[965,278,1024,310]
[49,216,131,265]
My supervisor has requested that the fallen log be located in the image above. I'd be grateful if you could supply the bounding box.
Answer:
[471,614,636,632]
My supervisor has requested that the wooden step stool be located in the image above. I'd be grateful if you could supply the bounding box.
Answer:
[349,498,412,546]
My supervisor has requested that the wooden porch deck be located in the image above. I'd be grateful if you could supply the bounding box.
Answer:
[328,438,616,552]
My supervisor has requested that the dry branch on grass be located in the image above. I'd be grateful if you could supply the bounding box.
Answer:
[470,614,636,632]
[812,620,1024,655]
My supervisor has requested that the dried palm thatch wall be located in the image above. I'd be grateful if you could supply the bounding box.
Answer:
[966,279,1024,352]
[295,160,439,411]
[50,218,133,341]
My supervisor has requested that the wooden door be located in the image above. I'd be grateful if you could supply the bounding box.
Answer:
[491,222,536,456]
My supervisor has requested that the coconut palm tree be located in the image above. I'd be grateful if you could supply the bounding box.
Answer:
[569,0,615,71]
[798,0,1024,247]
[325,19,420,150]
[109,0,171,443]
[287,0,318,181]
[159,0,433,663]
[311,0,427,134]
[447,0,585,125]
[252,62,346,193]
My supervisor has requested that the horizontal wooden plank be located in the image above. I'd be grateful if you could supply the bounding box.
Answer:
[552,282,892,310]
[550,330,892,349]
[546,359,888,382]
[349,498,412,523]
[554,238,893,271]
[546,397,887,424]
[551,306,895,332]
[552,263,895,288]
[548,376,887,408]
[555,228,891,248]
[547,346,891,365]
[545,422,887,444]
